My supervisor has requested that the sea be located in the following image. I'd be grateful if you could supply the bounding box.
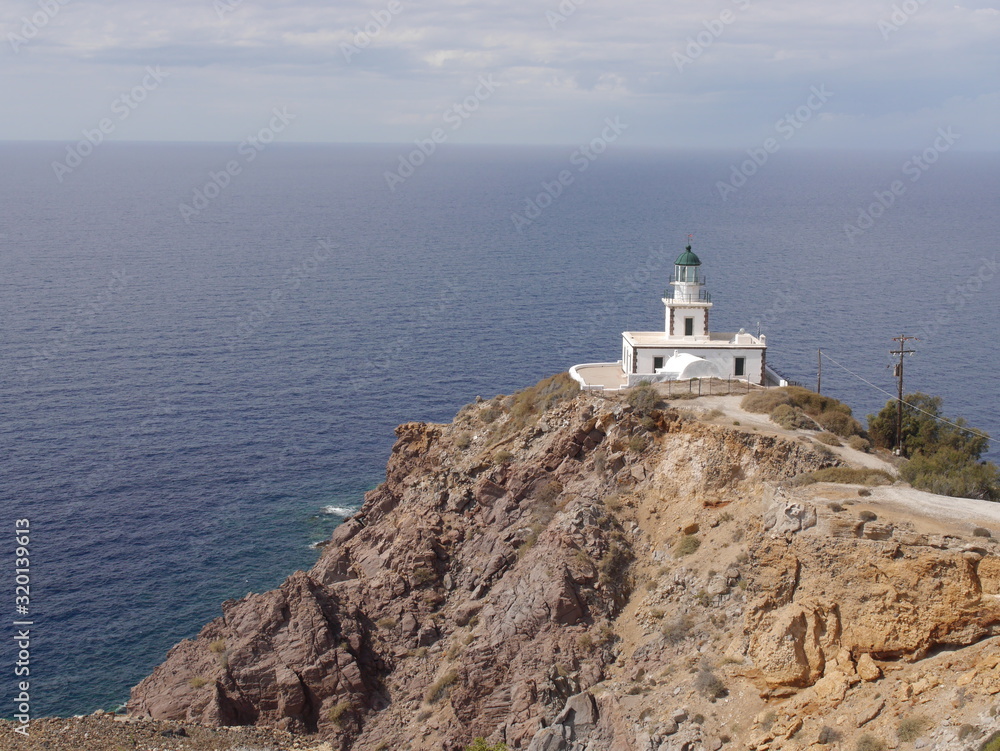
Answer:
[1,142,998,718]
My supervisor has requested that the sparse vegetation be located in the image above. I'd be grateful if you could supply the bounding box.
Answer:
[849,435,872,453]
[771,403,814,430]
[675,535,700,556]
[792,467,894,487]
[425,669,458,704]
[188,676,209,689]
[492,372,580,438]
[958,724,977,741]
[376,617,397,630]
[868,392,999,500]
[327,699,352,727]
[662,614,692,644]
[984,730,1000,751]
[593,450,607,473]
[741,390,791,414]
[412,567,435,586]
[694,669,727,700]
[465,740,509,751]
[974,527,993,538]
[858,488,872,497]
[859,510,878,522]
[896,715,929,742]
[627,381,662,415]
[492,449,513,465]
[855,734,886,751]
[209,639,226,654]
[818,726,840,744]
[455,431,472,450]
[816,431,842,446]
[536,479,563,505]
[828,502,844,512]
[597,535,630,587]
[816,410,863,437]
[628,435,649,453]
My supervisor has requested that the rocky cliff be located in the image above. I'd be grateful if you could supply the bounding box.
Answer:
[125,375,1000,751]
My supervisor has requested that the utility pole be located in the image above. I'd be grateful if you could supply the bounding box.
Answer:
[817,349,822,394]
[889,335,918,455]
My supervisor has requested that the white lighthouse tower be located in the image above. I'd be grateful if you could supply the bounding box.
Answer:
[664,245,712,340]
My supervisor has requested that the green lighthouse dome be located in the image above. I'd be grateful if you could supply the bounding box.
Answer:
[674,245,701,266]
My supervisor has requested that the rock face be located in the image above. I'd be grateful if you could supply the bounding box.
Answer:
[129,376,1000,750]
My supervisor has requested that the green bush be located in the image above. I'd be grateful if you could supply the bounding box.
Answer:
[465,740,509,751]
[980,730,1000,751]
[901,446,1000,501]
[816,410,863,437]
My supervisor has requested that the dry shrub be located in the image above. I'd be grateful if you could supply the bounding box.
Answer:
[741,390,791,414]
[793,467,894,486]
[771,404,814,430]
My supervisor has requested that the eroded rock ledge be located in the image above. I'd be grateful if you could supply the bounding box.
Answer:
[128,378,1000,751]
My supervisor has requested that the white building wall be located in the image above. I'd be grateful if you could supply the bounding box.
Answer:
[632,347,765,384]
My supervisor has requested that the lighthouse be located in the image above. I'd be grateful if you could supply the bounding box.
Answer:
[571,243,778,390]
[664,245,712,340]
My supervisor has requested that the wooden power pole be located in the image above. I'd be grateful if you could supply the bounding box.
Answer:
[889,335,918,455]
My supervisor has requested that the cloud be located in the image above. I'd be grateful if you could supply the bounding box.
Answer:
[3,0,998,146]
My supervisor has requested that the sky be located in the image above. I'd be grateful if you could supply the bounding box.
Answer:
[3,0,999,149]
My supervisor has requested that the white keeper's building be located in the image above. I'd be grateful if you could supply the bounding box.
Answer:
[571,244,781,391]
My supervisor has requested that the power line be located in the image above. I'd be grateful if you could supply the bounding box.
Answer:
[818,349,990,441]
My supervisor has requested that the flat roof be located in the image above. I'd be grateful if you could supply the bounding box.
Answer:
[622,331,765,347]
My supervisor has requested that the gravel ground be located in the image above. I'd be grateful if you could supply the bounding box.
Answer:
[0,713,334,751]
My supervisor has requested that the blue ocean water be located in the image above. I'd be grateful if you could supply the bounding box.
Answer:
[1,142,997,717]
